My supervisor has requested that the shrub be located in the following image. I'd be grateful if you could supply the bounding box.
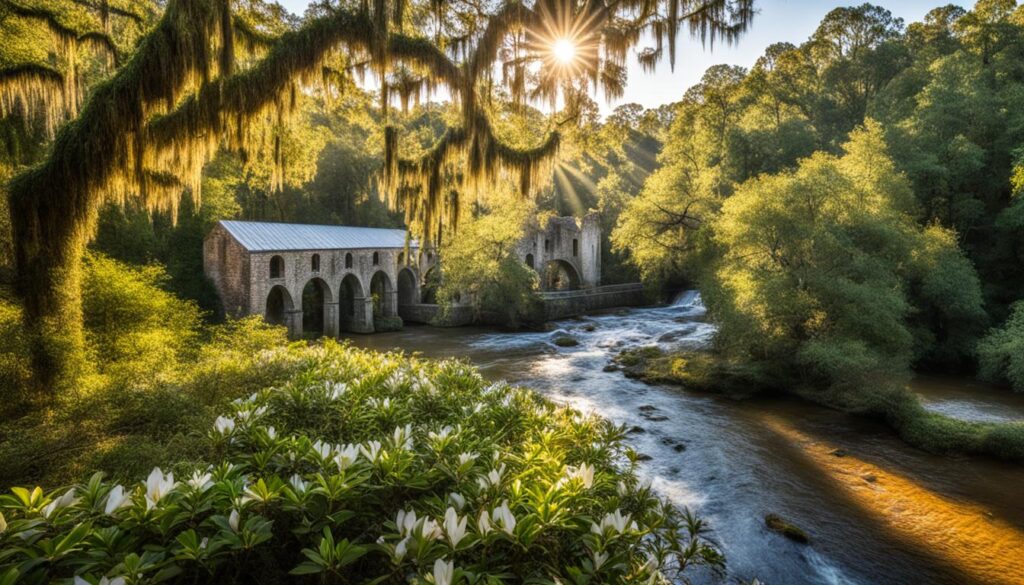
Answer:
[0,342,723,584]
[977,301,1024,392]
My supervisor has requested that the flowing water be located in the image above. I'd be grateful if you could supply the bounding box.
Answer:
[350,293,1024,585]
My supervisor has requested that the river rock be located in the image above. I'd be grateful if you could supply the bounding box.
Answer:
[603,364,618,372]
[552,335,579,347]
[635,453,653,461]
[765,514,810,544]
[638,405,658,412]
[830,449,849,458]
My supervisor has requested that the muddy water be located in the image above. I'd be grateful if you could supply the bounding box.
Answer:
[350,294,1024,585]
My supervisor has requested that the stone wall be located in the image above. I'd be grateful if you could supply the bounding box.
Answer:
[537,283,645,320]
[203,224,251,317]
[515,212,601,290]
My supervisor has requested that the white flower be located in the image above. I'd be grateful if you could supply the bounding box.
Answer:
[477,510,492,535]
[492,501,516,536]
[325,382,347,400]
[228,509,240,532]
[266,426,277,440]
[392,425,413,450]
[334,444,360,470]
[593,550,609,570]
[448,492,466,511]
[591,510,635,536]
[187,471,213,492]
[289,474,308,494]
[311,440,334,460]
[421,518,442,540]
[144,468,176,508]
[360,440,382,462]
[433,558,454,585]
[478,464,506,490]
[104,485,131,515]
[42,488,78,519]
[394,536,409,562]
[443,507,468,547]
[396,509,418,536]
[213,416,235,435]
[0,511,6,533]
[617,481,628,496]
[566,463,594,489]
[457,452,477,467]
[428,426,454,443]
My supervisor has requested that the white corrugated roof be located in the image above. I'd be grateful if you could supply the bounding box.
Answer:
[219,220,413,252]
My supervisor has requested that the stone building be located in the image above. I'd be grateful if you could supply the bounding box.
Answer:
[515,212,601,290]
[204,214,603,336]
[203,220,435,338]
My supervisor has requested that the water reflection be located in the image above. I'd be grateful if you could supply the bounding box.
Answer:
[349,293,1024,585]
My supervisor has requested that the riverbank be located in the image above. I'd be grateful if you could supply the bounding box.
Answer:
[612,346,1024,463]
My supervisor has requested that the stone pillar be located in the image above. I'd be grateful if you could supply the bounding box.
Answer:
[385,290,399,317]
[285,309,303,339]
[349,296,375,333]
[324,302,339,337]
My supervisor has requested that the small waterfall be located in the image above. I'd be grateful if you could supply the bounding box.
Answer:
[671,290,704,308]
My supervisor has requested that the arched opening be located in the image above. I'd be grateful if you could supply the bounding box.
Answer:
[270,255,284,279]
[372,251,380,266]
[397,268,418,308]
[397,251,405,266]
[370,270,395,317]
[301,278,332,338]
[265,285,293,326]
[572,239,579,257]
[338,273,364,333]
[421,266,440,304]
[345,252,353,269]
[543,260,581,291]
[525,253,535,269]
[311,253,320,271]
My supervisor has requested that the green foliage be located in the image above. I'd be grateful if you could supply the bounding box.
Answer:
[0,342,723,584]
[81,253,202,381]
[702,122,983,407]
[437,198,542,328]
[977,301,1024,392]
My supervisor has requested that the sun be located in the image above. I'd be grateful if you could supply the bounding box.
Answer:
[552,38,577,65]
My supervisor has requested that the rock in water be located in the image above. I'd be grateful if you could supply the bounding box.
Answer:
[765,513,810,544]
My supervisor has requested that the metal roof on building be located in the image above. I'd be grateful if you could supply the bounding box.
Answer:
[218,220,413,252]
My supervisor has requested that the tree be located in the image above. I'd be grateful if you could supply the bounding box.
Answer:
[2,0,755,393]
[701,122,983,407]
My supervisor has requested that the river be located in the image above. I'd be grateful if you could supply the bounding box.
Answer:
[349,293,1024,585]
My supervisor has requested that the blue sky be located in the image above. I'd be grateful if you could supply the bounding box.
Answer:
[274,0,944,111]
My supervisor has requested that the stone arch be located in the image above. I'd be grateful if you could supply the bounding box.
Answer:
[338,273,368,333]
[525,253,534,269]
[370,270,396,317]
[397,267,419,308]
[301,277,333,338]
[345,252,354,269]
[372,251,380,266]
[544,259,581,291]
[421,266,440,304]
[270,255,284,279]
[311,253,321,272]
[265,285,293,326]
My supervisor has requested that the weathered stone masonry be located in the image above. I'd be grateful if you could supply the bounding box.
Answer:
[204,221,435,338]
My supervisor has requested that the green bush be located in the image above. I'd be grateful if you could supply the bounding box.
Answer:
[0,342,722,584]
[977,301,1024,392]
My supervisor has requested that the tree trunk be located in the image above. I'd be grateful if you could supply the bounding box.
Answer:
[9,176,93,396]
